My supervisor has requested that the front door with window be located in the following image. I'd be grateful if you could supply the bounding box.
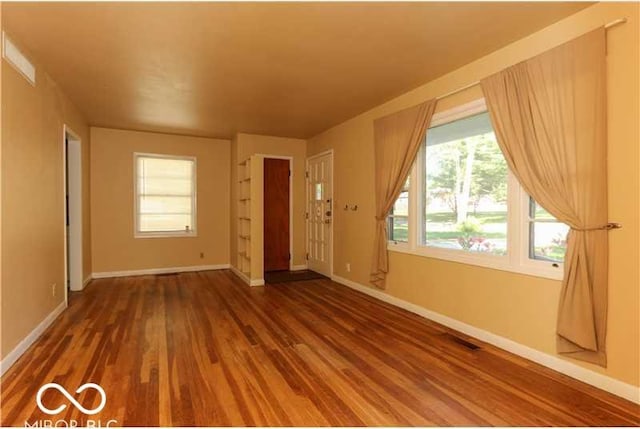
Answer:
[306,153,332,276]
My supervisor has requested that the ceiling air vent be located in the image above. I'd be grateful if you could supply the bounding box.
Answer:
[2,32,36,85]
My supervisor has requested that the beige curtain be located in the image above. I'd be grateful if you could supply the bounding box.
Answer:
[370,100,437,288]
[481,28,608,366]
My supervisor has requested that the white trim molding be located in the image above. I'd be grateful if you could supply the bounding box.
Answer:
[230,265,265,287]
[331,274,640,405]
[291,264,308,271]
[82,275,92,288]
[0,301,67,376]
[92,264,230,279]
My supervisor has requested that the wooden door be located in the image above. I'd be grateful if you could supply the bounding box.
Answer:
[306,152,332,276]
[264,158,290,272]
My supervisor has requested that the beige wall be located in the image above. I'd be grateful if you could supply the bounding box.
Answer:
[90,127,230,273]
[230,133,307,272]
[0,1,4,361]
[1,33,91,359]
[308,2,640,387]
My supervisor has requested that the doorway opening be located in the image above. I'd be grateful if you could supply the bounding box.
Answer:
[63,126,83,304]
[263,156,293,273]
[305,150,333,277]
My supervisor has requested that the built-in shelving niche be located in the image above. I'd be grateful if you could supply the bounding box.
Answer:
[236,156,264,285]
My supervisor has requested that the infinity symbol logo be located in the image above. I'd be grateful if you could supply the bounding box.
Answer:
[36,383,107,415]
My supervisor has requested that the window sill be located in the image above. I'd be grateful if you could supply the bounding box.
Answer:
[135,231,198,239]
[388,242,563,281]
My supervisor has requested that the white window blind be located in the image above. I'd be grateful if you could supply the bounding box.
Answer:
[135,154,196,237]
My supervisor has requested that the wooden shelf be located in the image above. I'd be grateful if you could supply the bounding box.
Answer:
[238,156,253,280]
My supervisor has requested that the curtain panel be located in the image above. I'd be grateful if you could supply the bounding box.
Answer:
[370,100,437,289]
[481,28,608,366]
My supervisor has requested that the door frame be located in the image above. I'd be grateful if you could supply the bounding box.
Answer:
[259,154,294,271]
[305,149,334,277]
[62,125,84,306]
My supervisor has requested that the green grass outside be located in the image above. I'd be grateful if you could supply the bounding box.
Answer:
[390,210,508,242]
[390,210,566,262]
[425,210,507,223]
[390,228,505,242]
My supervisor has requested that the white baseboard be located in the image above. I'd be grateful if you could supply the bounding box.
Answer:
[230,265,265,287]
[92,264,230,279]
[82,275,92,288]
[331,274,640,405]
[69,276,90,292]
[291,264,308,271]
[0,301,67,376]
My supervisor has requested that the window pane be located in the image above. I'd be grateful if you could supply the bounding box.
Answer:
[138,157,193,179]
[529,198,569,262]
[388,177,410,242]
[388,216,408,243]
[392,190,409,216]
[423,112,508,256]
[139,214,193,232]
[136,155,195,235]
[529,199,556,220]
[138,177,192,196]
[139,195,192,215]
[530,221,569,262]
[315,183,323,200]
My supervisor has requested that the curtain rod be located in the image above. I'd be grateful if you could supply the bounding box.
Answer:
[604,17,627,29]
[436,17,628,101]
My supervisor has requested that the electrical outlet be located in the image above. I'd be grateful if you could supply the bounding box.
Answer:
[200,252,205,259]
[346,263,351,272]
[51,283,56,297]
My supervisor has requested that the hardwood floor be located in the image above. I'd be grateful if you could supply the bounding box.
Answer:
[1,270,638,426]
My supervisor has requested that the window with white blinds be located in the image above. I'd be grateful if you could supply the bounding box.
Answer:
[134,153,196,237]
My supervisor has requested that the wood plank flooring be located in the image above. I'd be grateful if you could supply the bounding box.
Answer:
[1,270,639,426]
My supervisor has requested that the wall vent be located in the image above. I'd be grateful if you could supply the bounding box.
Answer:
[2,32,36,85]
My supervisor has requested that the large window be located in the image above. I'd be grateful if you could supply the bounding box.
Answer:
[134,153,196,238]
[388,99,568,280]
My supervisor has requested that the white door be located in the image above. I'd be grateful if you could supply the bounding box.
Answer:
[306,152,332,276]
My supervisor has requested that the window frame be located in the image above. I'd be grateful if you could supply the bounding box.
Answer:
[133,152,198,239]
[387,99,564,281]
